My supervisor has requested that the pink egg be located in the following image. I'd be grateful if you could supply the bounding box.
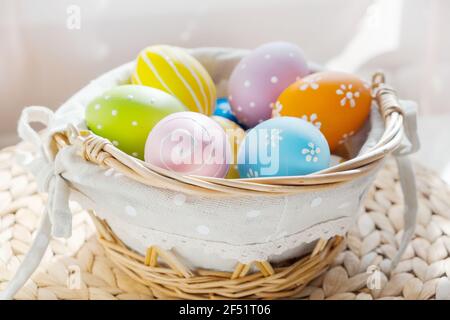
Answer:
[228,42,309,128]
[144,112,231,178]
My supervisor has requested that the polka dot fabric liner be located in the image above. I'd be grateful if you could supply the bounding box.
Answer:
[50,140,375,270]
[15,47,385,271]
[1,144,450,299]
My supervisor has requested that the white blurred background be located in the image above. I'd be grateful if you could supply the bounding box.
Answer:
[1,0,449,181]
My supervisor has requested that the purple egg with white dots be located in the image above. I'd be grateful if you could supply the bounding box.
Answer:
[228,42,309,128]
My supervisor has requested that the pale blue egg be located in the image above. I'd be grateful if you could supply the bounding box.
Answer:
[237,117,330,178]
[213,98,239,124]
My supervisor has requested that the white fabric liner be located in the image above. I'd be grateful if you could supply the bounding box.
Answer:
[0,48,419,299]
[0,48,420,299]
[40,48,384,270]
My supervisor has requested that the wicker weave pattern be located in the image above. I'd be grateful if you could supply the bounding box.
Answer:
[1,145,449,299]
[34,73,409,299]
[93,216,343,299]
[50,74,404,198]
[0,72,426,299]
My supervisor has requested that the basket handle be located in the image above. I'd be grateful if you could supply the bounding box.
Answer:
[373,73,420,272]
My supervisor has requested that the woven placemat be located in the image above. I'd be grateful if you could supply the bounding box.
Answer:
[1,143,450,300]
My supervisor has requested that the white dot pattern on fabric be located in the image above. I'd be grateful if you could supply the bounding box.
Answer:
[125,205,137,217]
[173,193,187,206]
[249,102,255,108]
[338,202,351,209]
[131,121,138,126]
[111,110,118,116]
[196,225,210,235]
[104,168,114,177]
[310,197,322,208]
[246,210,261,218]
[112,140,119,146]
[96,124,102,130]
[244,80,251,88]
[270,76,278,84]
[94,104,101,110]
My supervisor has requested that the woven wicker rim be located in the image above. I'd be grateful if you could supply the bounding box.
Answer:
[49,72,405,197]
[43,72,406,299]
[88,210,345,300]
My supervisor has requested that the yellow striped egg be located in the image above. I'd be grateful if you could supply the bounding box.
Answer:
[132,45,216,115]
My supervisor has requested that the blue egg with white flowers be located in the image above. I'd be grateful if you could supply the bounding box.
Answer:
[237,117,330,178]
[213,97,239,124]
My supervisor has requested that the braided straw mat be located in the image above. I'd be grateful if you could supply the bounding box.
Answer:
[1,142,450,300]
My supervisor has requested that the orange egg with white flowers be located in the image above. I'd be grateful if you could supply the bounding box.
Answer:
[275,71,372,151]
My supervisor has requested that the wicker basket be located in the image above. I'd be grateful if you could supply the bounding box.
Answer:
[92,212,344,299]
[50,73,409,299]
[1,48,419,300]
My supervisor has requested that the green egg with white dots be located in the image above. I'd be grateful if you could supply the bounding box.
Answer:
[85,85,186,159]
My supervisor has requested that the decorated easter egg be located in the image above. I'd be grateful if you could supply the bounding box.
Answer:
[237,117,330,178]
[145,112,231,178]
[85,85,186,160]
[132,45,216,115]
[275,71,372,151]
[211,116,246,179]
[213,97,239,124]
[228,42,309,128]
